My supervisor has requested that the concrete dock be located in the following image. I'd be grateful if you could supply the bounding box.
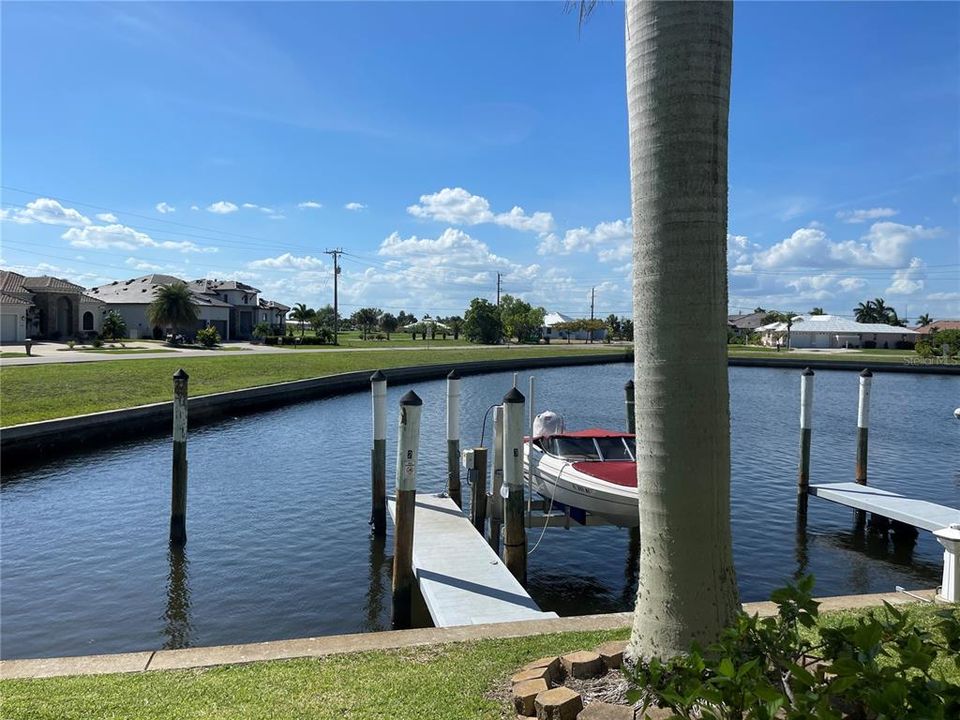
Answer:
[387,493,557,627]
[809,482,960,532]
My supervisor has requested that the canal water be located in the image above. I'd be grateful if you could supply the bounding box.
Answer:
[1,364,957,660]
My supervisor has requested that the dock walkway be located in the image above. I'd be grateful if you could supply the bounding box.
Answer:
[388,493,558,627]
[809,482,960,532]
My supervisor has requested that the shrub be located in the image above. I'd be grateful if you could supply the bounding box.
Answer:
[91,337,103,348]
[196,325,221,348]
[251,322,271,340]
[916,341,935,357]
[895,340,915,350]
[66,340,76,349]
[627,575,960,720]
[862,340,877,349]
[263,336,279,346]
[101,311,128,341]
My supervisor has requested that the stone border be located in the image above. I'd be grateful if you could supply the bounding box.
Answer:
[728,356,960,375]
[1,352,631,466]
[0,589,935,680]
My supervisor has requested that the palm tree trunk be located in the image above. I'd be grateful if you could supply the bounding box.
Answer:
[626,0,739,660]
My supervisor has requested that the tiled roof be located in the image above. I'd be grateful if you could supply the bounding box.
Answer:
[89,275,231,307]
[22,275,87,293]
[727,311,768,330]
[913,320,960,334]
[191,279,261,293]
[0,292,32,306]
[259,298,290,311]
[0,270,27,293]
[758,314,918,335]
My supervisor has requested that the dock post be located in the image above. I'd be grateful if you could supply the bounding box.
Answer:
[797,368,814,520]
[625,379,636,434]
[446,370,462,508]
[855,369,872,485]
[527,376,535,522]
[489,405,505,552]
[170,369,189,546]
[503,387,527,585]
[392,390,423,628]
[370,370,387,536]
[471,447,488,532]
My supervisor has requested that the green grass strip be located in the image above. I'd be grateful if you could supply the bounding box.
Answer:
[0,347,626,426]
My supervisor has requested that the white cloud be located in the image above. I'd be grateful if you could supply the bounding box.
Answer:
[207,200,238,214]
[753,222,940,269]
[885,257,926,295]
[298,201,323,209]
[155,202,176,214]
[2,198,91,227]
[927,291,960,301]
[190,205,200,211]
[537,219,631,256]
[248,253,326,270]
[407,187,554,233]
[345,202,367,211]
[125,257,165,272]
[62,223,216,254]
[96,212,118,223]
[241,202,259,209]
[836,207,898,224]
[838,277,867,292]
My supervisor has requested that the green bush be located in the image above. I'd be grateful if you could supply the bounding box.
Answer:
[252,322,271,340]
[627,575,960,719]
[196,326,221,348]
[91,337,103,348]
[101,311,128,341]
[916,341,934,357]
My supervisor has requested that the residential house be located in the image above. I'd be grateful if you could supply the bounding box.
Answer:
[89,274,232,340]
[757,314,918,349]
[188,279,265,339]
[1,270,105,342]
[912,320,960,334]
[541,311,607,342]
[258,298,290,333]
[727,310,768,337]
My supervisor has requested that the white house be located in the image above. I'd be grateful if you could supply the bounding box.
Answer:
[1,270,106,341]
[541,311,607,342]
[757,314,918,350]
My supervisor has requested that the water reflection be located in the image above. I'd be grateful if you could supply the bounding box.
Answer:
[161,546,192,650]
[364,535,388,632]
[621,526,640,608]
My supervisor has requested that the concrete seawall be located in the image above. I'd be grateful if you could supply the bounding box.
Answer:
[729,356,960,375]
[1,352,632,466]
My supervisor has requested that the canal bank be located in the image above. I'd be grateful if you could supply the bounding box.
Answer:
[0,587,937,679]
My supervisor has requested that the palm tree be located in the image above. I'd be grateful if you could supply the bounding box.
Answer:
[623,0,739,659]
[917,313,932,327]
[810,307,825,315]
[854,300,877,323]
[290,303,314,339]
[147,283,199,341]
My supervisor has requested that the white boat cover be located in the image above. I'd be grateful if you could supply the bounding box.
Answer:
[533,411,564,438]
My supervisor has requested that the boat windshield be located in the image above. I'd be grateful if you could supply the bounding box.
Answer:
[595,437,632,461]
[552,436,600,459]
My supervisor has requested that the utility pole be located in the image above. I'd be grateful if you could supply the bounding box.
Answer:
[496,272,502,306]
[324,248,342,345]
[590,286,595,344]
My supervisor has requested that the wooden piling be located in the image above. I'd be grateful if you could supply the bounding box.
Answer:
[471,447,488,533]
[798,368,814,493]
[392,390,423,628]
[370,370,387,536]
[170,369,189,546]
[855,369,872,485]
[503,387,527,585]
[624,379,636,434]
[446,370,462,508]
[488,405,505,552]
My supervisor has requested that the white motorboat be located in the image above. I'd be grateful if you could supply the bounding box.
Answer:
[524,412,639,527]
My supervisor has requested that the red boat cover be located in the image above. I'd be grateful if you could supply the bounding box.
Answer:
[558,428,635,439]
[571,461,638,488]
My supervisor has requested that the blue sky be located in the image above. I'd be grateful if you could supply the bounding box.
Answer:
[2,1,958,321]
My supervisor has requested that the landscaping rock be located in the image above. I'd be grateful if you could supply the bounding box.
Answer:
[536,686,584,719]
[513,678,549,716]
[523,655,564,683]
[512,665,553,686]
[577,702,635,719]
[595,641,627,670]
[638,708,674,720]
[561,650,604,679]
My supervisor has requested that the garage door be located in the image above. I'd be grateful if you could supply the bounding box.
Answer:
[1,314,18,342]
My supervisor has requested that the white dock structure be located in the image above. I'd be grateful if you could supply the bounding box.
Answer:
[388,493,558,627]
[809,482,960,532]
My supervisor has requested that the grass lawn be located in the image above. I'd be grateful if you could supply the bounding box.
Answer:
[3,604,956,720]
[282,329,473,348]
[74,348,178,355]
[0,351,27,358]
[0,346,626,426]
[727,346,919,363]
